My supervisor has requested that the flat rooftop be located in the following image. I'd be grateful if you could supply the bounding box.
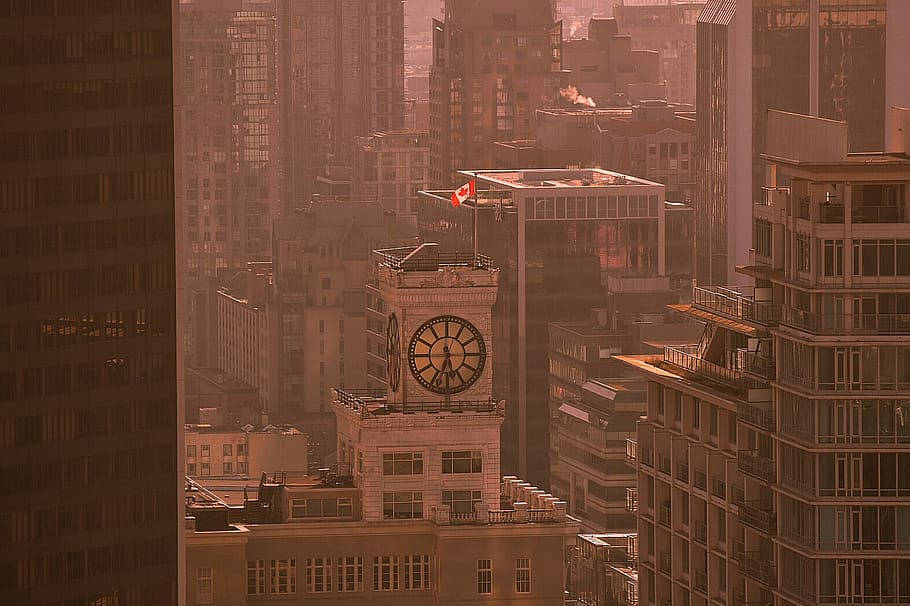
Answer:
[465,168,659,189]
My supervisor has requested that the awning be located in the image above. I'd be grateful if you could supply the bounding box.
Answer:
[558,403,590,423]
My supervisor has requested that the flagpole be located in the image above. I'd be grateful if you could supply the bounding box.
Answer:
[472,171,478,263]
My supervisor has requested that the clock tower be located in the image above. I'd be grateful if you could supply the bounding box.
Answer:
[376,243,499,407]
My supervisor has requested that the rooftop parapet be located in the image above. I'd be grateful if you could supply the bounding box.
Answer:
[332,388,504,418]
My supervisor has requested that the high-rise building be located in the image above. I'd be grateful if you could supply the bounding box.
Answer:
[353,130,431,215]
[621,111,910,606]
[0,3,179,604]
[429,0,562,187]
[613,0,706,105]
[695,0,910,285]
[177,0,281,369]
[184,244,580,605]
[418,168,669,485]
[279,0,405,209]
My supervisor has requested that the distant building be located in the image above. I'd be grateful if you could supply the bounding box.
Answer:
[562,17,664,108]
[185,424,308,479]
[429,0,562,187]
[695,0,910,285]
[279,0,405,207]
[614,0,706,105]
[353,131,431,215]
[569,533,640,606]
[495,101,696,202]
[185,244,580,605]
[418,168,668,485]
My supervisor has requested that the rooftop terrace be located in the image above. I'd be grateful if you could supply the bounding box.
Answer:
[465,168,659,189]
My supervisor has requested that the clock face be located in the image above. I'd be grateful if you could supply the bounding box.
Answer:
[386,313,401,393]
[408,315,486,395]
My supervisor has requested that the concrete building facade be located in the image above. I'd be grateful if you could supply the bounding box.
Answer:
[353,130,431,215]
[185,424,308,480]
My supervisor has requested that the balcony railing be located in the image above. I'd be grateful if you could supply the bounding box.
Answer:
[694,569,708,593]
[711,477,727,500]
[625,439,638,464]
[731,485,745,506]
[757,186,789,208]
[739,502,776,535]
[732,539,745,562]
[676,462,689,483]
[659,551,672,575]
[693,286,780,326]
[734,349,776,381]
[780,306,910,336]
[739,553,776,587]
[694,468,707,491]
[658,453,671,475]
[659,503,671,527]
[852,204,906,224]
[738,451,776,483]
[734,590,774,606]
[694,520,707,544]
[737,401,775,432]
[664,346,767,395]
[818,203,845,224]
[626,487,638,512]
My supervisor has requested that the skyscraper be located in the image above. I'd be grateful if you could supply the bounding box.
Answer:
[279,0,406,209]
[429,0,562,187]
[695,0,910,285]
[0,2,179,604]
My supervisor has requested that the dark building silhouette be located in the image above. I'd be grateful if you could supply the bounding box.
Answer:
[0,2,179,605]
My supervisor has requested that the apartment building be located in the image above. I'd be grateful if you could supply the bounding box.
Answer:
[429,0,562,187]
[569,533,640,606]
[613,0,705,105]
[185,244,580,604]
[619,111,910,606]
[353,130,431,215]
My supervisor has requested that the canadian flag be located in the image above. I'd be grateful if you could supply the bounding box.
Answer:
[450,179,476,207]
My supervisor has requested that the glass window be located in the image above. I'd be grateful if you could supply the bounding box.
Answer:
[336,556,363,592]
[404,554,430,590]
[442,450,482,473]
[373,556,400,591]
[383,491,423,519]
[442,489,482,514]
[196,567,213,604]
[270,559,296,594]
[516,558,530,593]
[223,443,232,456]
[305,558,331,593]
[382,452,423,475]
[477,559,492,594]
[247,560,265,595]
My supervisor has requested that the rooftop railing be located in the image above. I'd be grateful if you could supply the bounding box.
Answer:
[664,345,767,394]
[334,389,500,417]
[734,349,776,381]
[693,285,780,326]
[376,249,494,272]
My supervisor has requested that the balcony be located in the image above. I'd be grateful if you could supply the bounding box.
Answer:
[737,451,775,483]
[780,306,910,336]
[664,345,769,397]
[734,349,775,381]
[733,590,773,606]
[731,539,745,562]
[739,553,776,587]
[625,439,638,464]
[711,477,727,500]
[658,453,671,475]
[626,487,638,512]
[739,502,776,535]
[818,202,845,224]
[694,569,708,594]
[737,401,775,432]
[694,468,707,491]
[659,551,672,575]
[694,520,707,544]
[852,204,906,224]
[757,186,789,208]
[693,286,780,327]
[676,462,690,483]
